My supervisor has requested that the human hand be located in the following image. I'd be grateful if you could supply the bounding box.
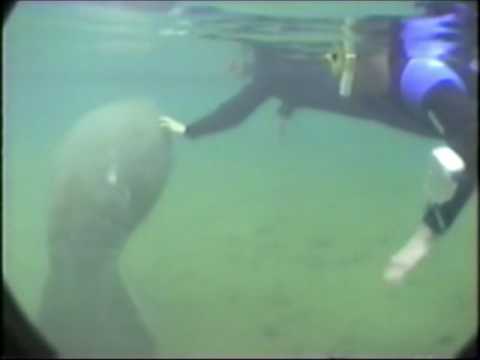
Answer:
[159,115,186,135]
[383,223,434,285]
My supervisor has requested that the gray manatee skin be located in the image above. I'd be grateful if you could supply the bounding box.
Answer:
[38,98,172,358]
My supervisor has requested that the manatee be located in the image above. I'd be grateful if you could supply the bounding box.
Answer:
[38,98,173,358]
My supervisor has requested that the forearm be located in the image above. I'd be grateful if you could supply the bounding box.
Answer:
[185,80,272,139]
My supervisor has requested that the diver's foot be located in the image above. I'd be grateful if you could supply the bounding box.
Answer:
[384,225,434,285]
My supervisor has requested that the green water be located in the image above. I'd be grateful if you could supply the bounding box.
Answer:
[3,1,477,358]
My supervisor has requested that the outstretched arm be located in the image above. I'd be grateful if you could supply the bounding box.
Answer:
[184,79,272,139]
[385,81,477,284]
[160,47,278,139]
[159,79,272,139]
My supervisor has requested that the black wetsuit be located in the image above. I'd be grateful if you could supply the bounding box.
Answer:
[185,48,439,140]
[184,6,477,238]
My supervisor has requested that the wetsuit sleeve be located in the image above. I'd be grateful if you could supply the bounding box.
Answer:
[184,80,272,139]
[420,81,478,235]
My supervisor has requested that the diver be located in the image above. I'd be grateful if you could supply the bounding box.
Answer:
[160,1,478,284]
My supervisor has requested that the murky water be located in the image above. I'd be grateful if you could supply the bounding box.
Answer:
[3,1,477,358]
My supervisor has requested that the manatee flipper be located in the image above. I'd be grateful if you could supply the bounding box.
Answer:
[38,98,173,358]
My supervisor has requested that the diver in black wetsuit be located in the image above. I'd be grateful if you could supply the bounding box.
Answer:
[160,1,477,284]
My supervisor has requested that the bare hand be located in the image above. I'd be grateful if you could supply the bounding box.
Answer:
[159,115,186,135]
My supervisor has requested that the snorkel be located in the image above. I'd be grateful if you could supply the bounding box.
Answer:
[323,18,357,97]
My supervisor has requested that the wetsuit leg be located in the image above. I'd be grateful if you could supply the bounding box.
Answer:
[421,82,477,235]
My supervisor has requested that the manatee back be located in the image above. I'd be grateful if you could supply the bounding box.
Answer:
[48,98,173,265]
[40,98,170,356]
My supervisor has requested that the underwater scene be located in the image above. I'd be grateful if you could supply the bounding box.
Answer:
[3,1,477,358]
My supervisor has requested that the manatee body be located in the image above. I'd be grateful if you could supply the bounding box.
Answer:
[38,98,172,357]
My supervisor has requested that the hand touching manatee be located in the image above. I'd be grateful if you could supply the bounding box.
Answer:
[159,115,186,135]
